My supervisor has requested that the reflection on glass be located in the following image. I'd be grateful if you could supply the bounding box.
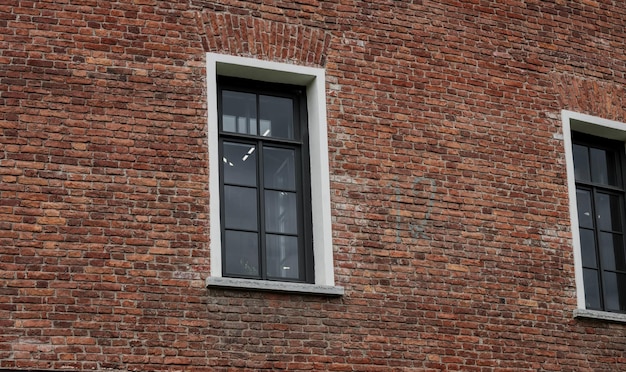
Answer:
[264,147,296,191]
[224,231,259,277]
[579,228,597,268]
[260,120,272,137]
[223,142,257,187]
[590,147,619,186]
[603,272,626,312]
[576,188,593,229]
[595,193,622,232]
[599,232,626,271]
[583,268,602,310]
[590,148,609,185]
[265,191,297,234]
[260,95,294,139]
[573,144,590,182]
[222,91,257,135]
[266,234,299,280]
[224,185,257,231]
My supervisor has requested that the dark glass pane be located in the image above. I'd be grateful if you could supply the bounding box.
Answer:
[590,147,619,186]
[223,142,257,187]
[224,185,257,231]
[595,193,622,232]
[266,234,300,280]
[576,189,593,229]
[573,144,591,182]
[599,232,626,271]
[264,147,296,191]
[603,272,626,312]
[224,230,259,277]
[259,95,294,139]
[579,228,597,268]
[222,90,257,135]
[265,190,297,234]
[583,268,602,310]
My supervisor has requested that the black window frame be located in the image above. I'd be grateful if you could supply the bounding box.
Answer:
[573,131,626,314]
[217,76,314,284]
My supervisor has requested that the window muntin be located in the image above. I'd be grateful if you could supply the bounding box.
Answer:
[218,77,313,283]
[573,132,626,313]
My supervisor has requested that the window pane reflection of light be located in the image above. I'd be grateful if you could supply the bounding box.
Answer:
[265,190,297,234]
[260,95,294,139]
[222,90,257,135]
[266,234,299,280]
[223,142,257,187]
[264,147,296,191]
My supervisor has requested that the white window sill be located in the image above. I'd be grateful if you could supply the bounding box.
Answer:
[206,277,344,296]
[574,309,626,323]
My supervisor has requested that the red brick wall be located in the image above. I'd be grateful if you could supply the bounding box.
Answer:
[2,0,626,371]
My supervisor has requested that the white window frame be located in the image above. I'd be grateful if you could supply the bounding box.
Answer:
[562,109,626,322]
[205,53,343,296]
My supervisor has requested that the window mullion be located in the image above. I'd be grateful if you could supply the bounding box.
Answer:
[218,138,227,277]
[296,146,310,283]
[255,92,268,281]
[257,139,267,280]
[590,187,606,310]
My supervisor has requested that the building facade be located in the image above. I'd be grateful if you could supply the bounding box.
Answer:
[1,0,626,370]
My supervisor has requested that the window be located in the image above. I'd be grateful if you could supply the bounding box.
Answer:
[572,133,626,313]
[218,77,313,283]
[205,53,342,296]
[563,110,626,321]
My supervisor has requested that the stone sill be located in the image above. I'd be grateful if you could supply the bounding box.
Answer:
[574,309,626,323]
[206,277,345,296]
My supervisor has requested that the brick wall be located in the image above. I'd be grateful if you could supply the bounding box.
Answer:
[1,0,625,371]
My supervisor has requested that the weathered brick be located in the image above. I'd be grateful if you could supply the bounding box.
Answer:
[2,0,626,371]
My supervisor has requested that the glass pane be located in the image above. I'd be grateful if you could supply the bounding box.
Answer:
[573,144,590,182]
[224,230,259,277]
[266,234,300,280]
[222,90,257,135]
[579,228,597,268]
[224,185,257,231]
[590,147,619,186]
[583,268,602,310]
[265,190,297,234]
[223,142,257,187]
[599,232,626,271]
[264,147,296,191]
[603,272,626,312]
[595,193,622,232]
[259,95,294,139]
[576,189,593,229]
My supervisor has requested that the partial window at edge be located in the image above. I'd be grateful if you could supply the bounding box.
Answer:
[572,132,626,313]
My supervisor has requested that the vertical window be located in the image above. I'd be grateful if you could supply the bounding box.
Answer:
[564,111,626,321]
[572,132,626,313]
[206,53,341,296]
[218,77,313,283]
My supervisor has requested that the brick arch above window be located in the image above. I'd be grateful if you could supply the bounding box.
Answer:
[198,12,332,67]
[553,75,626,124]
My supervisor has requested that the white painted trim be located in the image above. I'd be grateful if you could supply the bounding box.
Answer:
[207,55,221,278]
[561,109,626,313]
[561,111,584,310]
[206,277,344,296]
[574,308,626,323]
[306,71,335,286]
[206,53,339,290]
